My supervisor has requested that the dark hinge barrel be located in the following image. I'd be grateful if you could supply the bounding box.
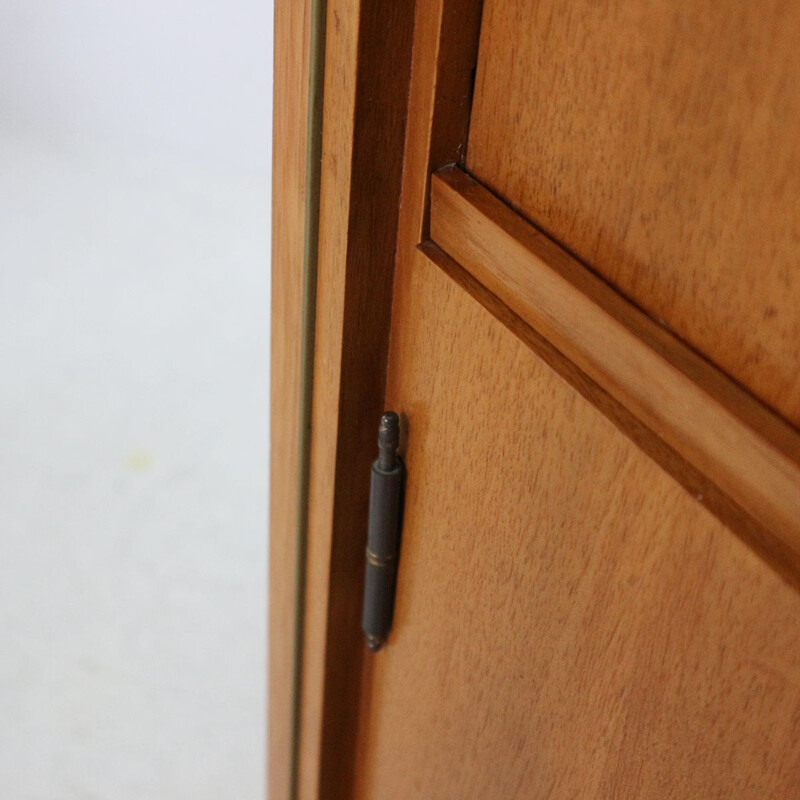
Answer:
[362,412,405,652]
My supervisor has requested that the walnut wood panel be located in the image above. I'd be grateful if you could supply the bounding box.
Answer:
[430,167,800,578]
[467,0,800,426]
[354,244,800,799]
[269,1,313,796]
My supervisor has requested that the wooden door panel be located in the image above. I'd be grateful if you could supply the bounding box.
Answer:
[354,247,800,799]
[467,0,800,426]
[273,0,800,795]
[429,167,800,572]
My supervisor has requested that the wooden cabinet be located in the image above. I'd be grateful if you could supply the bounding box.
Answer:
[271,1,800,798]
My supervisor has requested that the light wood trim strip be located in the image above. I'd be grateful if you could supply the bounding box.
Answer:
[269,0,317,797]
[430,166,800,568]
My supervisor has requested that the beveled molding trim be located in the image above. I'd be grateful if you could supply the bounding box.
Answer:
[428,166,800,582]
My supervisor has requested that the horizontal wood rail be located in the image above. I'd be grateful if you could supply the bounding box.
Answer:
[429,166,800,577]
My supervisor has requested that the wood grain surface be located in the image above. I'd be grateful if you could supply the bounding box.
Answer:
[269,1,312,796]
[282,0,800,795]
[354,242,800,800]
[349,2,800,795]
[430,166,800,578]
[393,0,483,247]
[298,0,415,797]
[467,0,800,426]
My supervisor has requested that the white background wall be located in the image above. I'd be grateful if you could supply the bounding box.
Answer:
[0,2,272,798]
[0,0,272,170]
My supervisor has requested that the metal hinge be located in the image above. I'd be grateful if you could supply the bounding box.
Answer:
[361,411,405,652]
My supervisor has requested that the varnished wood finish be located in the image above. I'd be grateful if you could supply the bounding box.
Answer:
[467,0,800,426]
[357,249,800,798]
[276,0,800,795]
[351,0,486,787]
[350,1,800,796]
[398,0,483,242]
[298,0,415,797]
[422,239,800,597]
[430,167,800,577]
[269,1,312,796]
